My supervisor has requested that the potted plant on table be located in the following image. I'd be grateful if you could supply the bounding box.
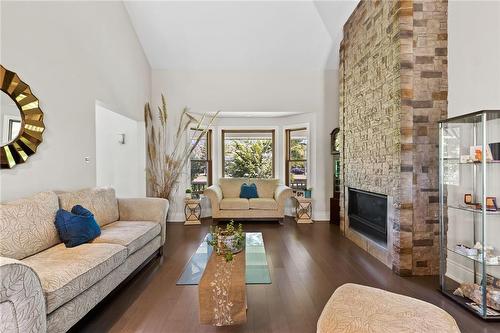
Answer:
[207,221,245,262]
[185,188,193,199]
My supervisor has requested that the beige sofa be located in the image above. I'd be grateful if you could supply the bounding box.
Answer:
[0,188,168,333]
[204,178,292,223]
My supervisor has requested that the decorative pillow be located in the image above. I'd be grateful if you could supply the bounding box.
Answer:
[240,183,258,199]
[55,205,101,248]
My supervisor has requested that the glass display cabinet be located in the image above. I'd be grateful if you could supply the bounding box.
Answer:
[439,110,500,320]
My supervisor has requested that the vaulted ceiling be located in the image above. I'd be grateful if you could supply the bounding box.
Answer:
[124,1,357,70]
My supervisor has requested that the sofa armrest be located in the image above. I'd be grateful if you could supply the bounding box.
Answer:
[0,257,46,333]
[275,185,293,214]
[118,198,169,245]
[204,185,223,214]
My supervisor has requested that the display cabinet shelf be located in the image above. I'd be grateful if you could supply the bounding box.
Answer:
[443,157,500,164]
[439,110,500,320]
[447,248,500,266]
[441,289,500,320]
[447,205,500,215]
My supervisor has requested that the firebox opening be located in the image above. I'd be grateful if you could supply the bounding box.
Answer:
[348,188,388,246]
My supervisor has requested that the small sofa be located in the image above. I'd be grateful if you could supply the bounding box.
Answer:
[204,178,292,223]
[0,188,168,333]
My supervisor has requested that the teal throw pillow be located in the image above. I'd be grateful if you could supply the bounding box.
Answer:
[55,205,101,248]
[240,183,258,199]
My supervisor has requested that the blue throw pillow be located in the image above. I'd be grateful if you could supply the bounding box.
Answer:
[55,205,101,248]
[240,183,258,199]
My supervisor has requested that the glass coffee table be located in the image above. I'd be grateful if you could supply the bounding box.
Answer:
[177,232,271,285]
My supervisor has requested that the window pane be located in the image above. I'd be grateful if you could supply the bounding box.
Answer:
[289,129,308,160]
[191,160,208,194]
[190,130,207,160]
[224,131,273,178]
[289,161,308,190]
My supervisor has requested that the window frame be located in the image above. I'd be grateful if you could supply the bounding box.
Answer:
[189,129,213,193]
[285,127,308,188]
[221,129,276,178]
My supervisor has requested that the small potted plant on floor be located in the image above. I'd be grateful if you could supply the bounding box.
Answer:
[207,220,245,262]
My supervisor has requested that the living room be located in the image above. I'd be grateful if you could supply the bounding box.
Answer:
[1,1,499,333]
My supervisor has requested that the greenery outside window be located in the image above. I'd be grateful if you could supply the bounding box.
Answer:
[190,129,212,196]
[222,129,275,178]
[285,128,308,190]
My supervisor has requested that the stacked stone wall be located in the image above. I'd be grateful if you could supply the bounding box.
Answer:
[339,0,447,276]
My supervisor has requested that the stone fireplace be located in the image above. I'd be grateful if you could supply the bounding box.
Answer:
[339,0,448,276]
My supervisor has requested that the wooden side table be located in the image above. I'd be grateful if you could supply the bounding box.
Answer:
[294,197,313,224]
[184,198,201,225]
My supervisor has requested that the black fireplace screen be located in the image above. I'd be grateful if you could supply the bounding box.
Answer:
[348,188,387,244]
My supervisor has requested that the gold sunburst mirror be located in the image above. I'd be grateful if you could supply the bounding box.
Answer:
[0,65,45,169]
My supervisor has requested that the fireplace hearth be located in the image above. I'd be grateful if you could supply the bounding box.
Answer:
[348,188,387,245]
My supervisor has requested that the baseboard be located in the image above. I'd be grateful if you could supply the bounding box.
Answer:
[167,212,186,223]
[313,210,330,221]
[446,258,476,284]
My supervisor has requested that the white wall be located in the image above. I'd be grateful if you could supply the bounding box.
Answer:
[323,69,341,213]
[152,70,324,114]
[448,1,500,117]
[151,69,335,221]
[0,2,151,201]
[95,103,146,198]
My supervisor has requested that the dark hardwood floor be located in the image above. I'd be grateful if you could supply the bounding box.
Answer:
[70,218,500,333]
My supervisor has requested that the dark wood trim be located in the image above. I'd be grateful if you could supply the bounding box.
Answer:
[190,128,213,188]
[221,129,276,178]
[285,127,308,187]
[207,129,213,186]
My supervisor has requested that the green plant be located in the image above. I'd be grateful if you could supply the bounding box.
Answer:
[185,188,192,193]
[290,138,306,160]
[207,220,245,262]
[225,140,272,178]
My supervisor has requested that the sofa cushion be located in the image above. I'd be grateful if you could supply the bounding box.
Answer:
[249,198,278,210]
[92,221,161,256]
[219,178,247,198]
[58,188,119,226]
[0,191,60,260]
[220,198,250,210]
[22,243,127,314]
[250,179,279,198]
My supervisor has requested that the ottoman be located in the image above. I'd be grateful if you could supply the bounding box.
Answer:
[317,283,460,333]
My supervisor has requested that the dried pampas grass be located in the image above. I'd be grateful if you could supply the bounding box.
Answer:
[145,94,218,200]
